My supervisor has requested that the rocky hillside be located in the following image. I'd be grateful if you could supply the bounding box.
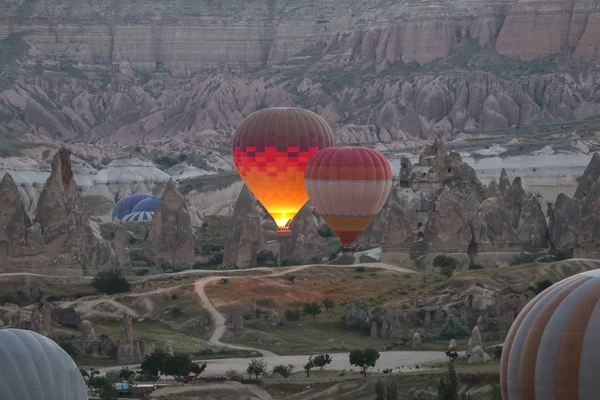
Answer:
[1,0,600,148]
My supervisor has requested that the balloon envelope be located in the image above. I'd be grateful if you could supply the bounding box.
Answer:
[112,193,151,221]
[233,107,334,232]
[501,269,600,400]
[0,329,88,400]
[304,146,392,246]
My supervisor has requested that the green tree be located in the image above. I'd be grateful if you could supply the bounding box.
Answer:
[163,353,194,382]
[490,385,501,400]
[190,362,207,378]
[322,298,335,311]
[439,316,469,340]
[93,268,131,294]
[303,302,322,319]
[118,366,136,382]
[349,348,380,377]
[99,384,118,400]
[312,354,332,370]
[272,364,294,379]
[438,352,459,400]
[376,379,398,400]
[285,309,301,321]
[140,350,168,381]
[317,225,335,242]
[246,358,268,379]
[88,376,110,392]
[303,356,315,377]
[433,255,458,269]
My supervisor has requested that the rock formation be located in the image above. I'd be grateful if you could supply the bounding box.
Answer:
[449,339,457,351]
[466,325,483,358]
[29,303,52,335]
[40,303,52,335]
[29,308,43,334]
[223,185,263,268]
[280,204,328,265]
[164,341,174,356]
[113,225,132,267]
[35,148,116,273]
[80,320,96,340]
[268,310,280,326]
[549,193,580,250]
[370,321,378,338]
[145,179,195,267]
[0,173,32,257]
[16,282,43,303]
[412,332,421,349]
[550,152,600,257]
[468,345,492,364]
[229,313,244,331]
[0,149,116,275]
[117,313,142,364]
[52,307,82,329]
[383,141,556,268]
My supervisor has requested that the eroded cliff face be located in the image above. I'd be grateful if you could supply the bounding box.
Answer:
[1,0,600,146]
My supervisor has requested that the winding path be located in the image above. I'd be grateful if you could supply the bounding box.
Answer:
[193,262,417,358]
[89,263,455,380]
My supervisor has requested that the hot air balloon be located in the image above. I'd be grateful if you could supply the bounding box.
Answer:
[501,269,600,400]
[233,107,335,235]
[0,329,88,400]
[304,146,392,250]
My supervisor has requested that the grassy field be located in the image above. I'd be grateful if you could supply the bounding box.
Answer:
[86,316,259,361]
[203,266,464,355]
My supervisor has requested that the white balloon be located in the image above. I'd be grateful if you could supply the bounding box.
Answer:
[0,329,88,400]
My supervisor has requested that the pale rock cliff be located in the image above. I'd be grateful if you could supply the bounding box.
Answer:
[222,185,263,268]
[144,179,195,267]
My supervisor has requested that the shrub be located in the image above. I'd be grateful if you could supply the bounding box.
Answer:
[552,248,573,261]
[285,309,301,321]
[492,346,502,360]
[355,266,367,273]
[439,315,469,340]
[468,263,484,270]
[272,364,294,379]
[0,293,17,305]
[530,279,553,294]
[349,348,380,377]
[406,387,437,400]
[441,266,454,278]
[510,253,537,266]
[322,298,335,311]
[303,302,322,318]
[58,341,79,358]
[93,269,131,294]
[312,354,332,370]
[433,255,458,269]
[246,358,268,379]
[225,369,244,382]
[342,298,371,333]
[257,250,277,267]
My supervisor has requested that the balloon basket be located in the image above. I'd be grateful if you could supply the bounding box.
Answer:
[342,246,354,255]
[276,227,292,237]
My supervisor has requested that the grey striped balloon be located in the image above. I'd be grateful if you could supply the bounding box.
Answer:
[500,269,600,400]
[0,329,88,400]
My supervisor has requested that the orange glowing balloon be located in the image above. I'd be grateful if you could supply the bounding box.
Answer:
[232,107,335,235]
